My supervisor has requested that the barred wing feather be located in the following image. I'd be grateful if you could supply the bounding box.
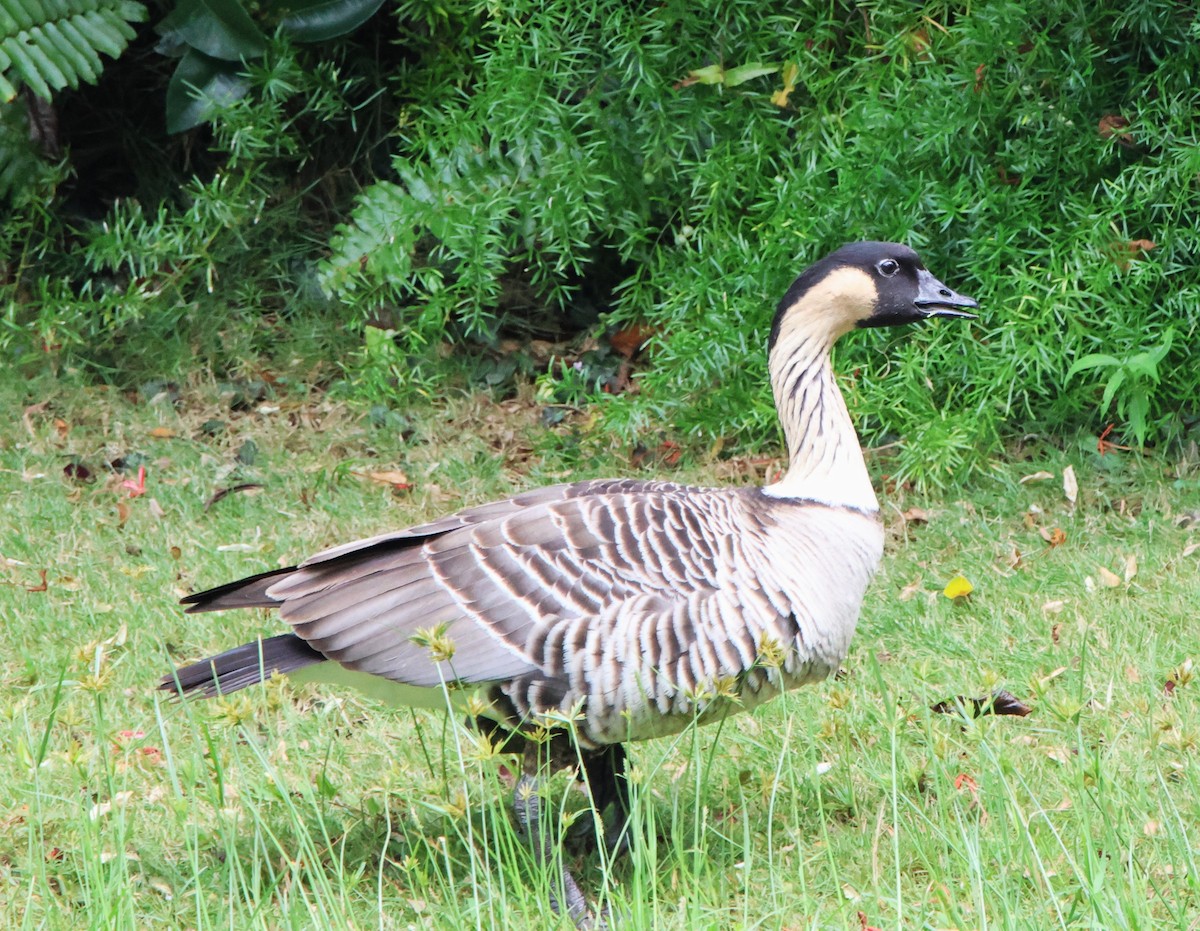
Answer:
[262,482,732,691]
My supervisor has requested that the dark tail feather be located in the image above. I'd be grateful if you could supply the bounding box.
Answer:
[161,634,324,697]
[181,566,297,614]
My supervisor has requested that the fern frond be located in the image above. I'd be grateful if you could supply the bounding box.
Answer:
[0,0,147,102]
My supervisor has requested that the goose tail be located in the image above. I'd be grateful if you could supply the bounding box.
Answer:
[161,634,324,698]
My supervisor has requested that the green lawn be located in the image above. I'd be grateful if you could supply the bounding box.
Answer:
[1,373,1197,929]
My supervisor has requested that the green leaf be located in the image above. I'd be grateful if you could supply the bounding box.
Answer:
[1065,353,1119,380]
[1127,392,1149,446]
[270,0,385,42]
[723,62,777,87]
[158,0,267,61]
[687,64,724,85]
[1099,369,1126,414]
[165,46,250,133]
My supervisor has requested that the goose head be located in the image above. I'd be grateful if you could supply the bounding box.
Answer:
[769,241,978,351]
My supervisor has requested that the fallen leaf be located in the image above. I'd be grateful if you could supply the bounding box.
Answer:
[121,465,147,498]
[1051,621,1062,643]
[148,498,165,520]
[1123,554,1138,583]
[1044,746,1072,765]
[54,418,69,438]
[932,690,1032,718]
[26,569,48,593]
[1184,542,1200,558]
[1038,666,1068,687]
[1097,566,1122,588]
[1019,471,1054,484]
[1098,113,1133,146]
[1062,466,1078,506]
[901,507,931,523]
[609,323,656,359]
[1043,601,1067,616]
[63,462,93,483]
[1040,527,1067,547]
[204,483,265,511]
[898,579,922,602]
[355,469,412,491]
[116,500,130,527]
[169,545,182,560]
[942,575,974,600]
[148,426,176,439]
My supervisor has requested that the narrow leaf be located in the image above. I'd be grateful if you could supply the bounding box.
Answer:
[723,62,778,87]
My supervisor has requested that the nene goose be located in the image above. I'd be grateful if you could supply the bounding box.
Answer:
[163,241,977,926]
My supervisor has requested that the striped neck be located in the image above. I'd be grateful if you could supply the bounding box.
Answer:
[763,330,879,511]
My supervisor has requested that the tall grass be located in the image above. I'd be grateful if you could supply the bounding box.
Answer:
[0,373,1197,928]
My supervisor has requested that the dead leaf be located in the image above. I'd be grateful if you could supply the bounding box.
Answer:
[1062,466,1078,507]
[169,545,182,560]
[1043,601,1067,616]
[1040,527,1067,547]
[148,426,176,439]
[1097,566,1122,588]
[354,469,413,491]
[116,500,130,527]
[609,323,656,359]
[148,498,165,520]
[999,545,1022,570]
[901,507,931,523]
[53,418,69,438]
[63,462,93,483]
[1184,542,1199,558]
[1019,471,1054,484]
[898,579,922,602]
[1051,621,1062,643]
[1123,554,1138,583]
[26,569,48,593]
[204,483,265,511]
[931,690,1031,718]
[1098,113,1134,146]
[1124,665,1141,683]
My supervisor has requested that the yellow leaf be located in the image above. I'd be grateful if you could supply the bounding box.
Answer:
[943,575,974,599]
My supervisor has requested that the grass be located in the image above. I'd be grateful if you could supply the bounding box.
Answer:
[1,369,1198,929]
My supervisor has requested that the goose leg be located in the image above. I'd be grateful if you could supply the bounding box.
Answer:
[577,743,632,857]
[513,769,590,926]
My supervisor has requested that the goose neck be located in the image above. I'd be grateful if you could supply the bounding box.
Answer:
[763,332,878,512]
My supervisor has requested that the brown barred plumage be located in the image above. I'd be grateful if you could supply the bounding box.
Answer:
[162,242,977,927]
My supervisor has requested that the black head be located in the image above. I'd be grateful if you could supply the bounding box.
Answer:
[769,241,978,351]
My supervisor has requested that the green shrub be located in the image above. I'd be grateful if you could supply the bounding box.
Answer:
[3,1,1198,487]
[320,0,1199,483]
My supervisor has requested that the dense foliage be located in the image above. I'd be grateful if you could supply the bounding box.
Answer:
[2,1,1198,484]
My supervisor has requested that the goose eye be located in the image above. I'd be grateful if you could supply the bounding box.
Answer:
[876,259,900,278]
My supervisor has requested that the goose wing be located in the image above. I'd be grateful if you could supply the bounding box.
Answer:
[242,480,736,689]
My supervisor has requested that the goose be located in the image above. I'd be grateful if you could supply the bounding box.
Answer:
[162,241,978,926]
